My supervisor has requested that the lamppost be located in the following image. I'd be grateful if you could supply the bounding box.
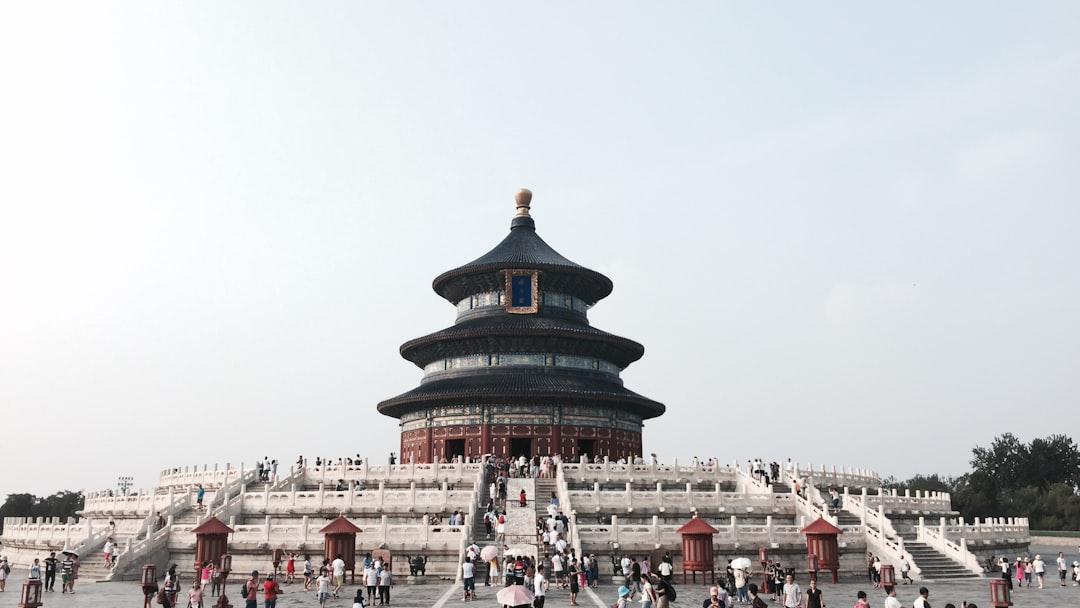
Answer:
[214,555,232,608]
[118,476,134,496]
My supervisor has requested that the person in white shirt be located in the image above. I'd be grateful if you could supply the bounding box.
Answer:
[912,586,930,608]
[1057,552,1067,587]
[782,574,801,608]
[533,564,548,608]
[883,586,901,608]
[331,555,346,598]
[315,569,331,608]
[461,557,475,601]
[1032,555,1046,589]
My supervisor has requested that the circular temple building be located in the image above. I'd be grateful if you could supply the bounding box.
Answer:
[378,189,665,463]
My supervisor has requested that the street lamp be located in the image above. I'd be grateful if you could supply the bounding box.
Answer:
[118,476,134,496]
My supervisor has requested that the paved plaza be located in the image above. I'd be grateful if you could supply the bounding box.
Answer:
[1,575,1077,608]
[1,543,1075,608]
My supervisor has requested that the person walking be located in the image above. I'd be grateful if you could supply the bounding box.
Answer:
[1032,555,1045,589]
[188,582,204,608]
[912,586,930,608]
[1057,552,1067,587]
[782,574,802,608]
[805,578,825,608]
[43,552,57,592]
[533,564,548,608]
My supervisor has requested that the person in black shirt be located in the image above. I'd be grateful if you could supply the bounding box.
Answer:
[805,578,824,608]
[44,552,58,592]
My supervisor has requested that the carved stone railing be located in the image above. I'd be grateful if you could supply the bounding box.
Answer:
[301,461,483,486]
[577,514,864,549]
[789,462,880,490]
[109,490,192,578]
[916,519,985,576]
[157,463,250,489]
[228,483,476,515]
[843,487,954,514]
[560,460,737,485]
[566,485,796,514]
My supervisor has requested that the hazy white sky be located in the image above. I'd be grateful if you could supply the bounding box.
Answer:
[2,3,1078,499]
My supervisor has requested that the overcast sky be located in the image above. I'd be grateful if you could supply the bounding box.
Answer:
[1,3,1078,500]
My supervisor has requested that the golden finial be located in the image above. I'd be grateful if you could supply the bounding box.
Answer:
[515,188,532,217]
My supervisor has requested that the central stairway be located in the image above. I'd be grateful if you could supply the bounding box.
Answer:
[898,533,981,580]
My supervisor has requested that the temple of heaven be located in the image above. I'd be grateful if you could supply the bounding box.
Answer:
[378,189,665,464]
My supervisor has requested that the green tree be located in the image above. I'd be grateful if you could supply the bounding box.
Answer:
[0,493,39,533]
[1025,435,1080,490]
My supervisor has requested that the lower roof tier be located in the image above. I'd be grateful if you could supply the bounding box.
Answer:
[377,369,665,420]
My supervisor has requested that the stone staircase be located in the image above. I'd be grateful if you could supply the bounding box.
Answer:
[534,478,559,521]
[899,533,982,581]
[836,511,861,527]
[471,479,493,543]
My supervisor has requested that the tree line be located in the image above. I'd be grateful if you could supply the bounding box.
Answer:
[0,491,84,533]
[882,433,1080,531]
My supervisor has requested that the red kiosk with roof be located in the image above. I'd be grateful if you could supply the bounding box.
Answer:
[677,514,718,584]
[800,517,842,584]
[320,515,363,583]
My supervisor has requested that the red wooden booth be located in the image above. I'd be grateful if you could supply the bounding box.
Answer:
[677,514,718,584]
[800,517,841,584]
[192,517,234,581]
[320,516,363,583]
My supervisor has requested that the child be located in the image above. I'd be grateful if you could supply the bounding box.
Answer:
[352,588,366,608]
[315,568,331,608]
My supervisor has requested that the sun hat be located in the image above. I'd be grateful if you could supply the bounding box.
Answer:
[618,585,631,597]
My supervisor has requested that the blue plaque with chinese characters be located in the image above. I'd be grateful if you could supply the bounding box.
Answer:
[504,270,539,314]
[511,275,533,307]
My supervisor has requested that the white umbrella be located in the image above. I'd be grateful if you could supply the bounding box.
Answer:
[496,584,534,607]
[732,557,752,570]
[504,547,529,557]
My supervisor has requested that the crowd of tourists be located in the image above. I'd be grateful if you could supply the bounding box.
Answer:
[1,550,81,593]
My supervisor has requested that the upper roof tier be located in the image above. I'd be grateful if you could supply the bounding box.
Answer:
[432,189,614,305]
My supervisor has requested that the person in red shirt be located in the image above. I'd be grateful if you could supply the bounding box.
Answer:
[262,573,282,608]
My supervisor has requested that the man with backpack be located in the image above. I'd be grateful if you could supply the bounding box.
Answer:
[241,571,259,608]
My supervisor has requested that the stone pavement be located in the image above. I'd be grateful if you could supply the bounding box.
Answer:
[1,576,1077,608]
[0,542,1075,608]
